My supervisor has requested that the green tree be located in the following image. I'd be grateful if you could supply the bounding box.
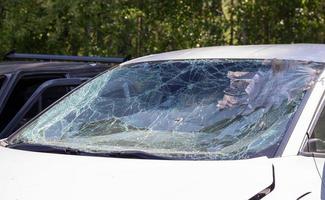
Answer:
[0,0,323,60]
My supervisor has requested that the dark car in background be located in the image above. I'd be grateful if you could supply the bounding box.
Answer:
[0,52,126,138]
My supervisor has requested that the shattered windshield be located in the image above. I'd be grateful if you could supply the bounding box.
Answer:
[8,59,324,160]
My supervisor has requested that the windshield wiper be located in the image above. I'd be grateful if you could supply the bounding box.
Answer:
[7,142,170,160]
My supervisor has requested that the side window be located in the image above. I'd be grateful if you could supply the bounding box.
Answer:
[0,74,65,132]
[306,105,325,153]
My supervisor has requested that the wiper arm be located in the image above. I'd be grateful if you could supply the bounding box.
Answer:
[7,142,170,160]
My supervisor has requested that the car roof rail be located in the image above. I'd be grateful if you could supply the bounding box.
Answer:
[4,50,129,63]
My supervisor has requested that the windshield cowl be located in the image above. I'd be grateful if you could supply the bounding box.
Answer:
[7,142,172,160]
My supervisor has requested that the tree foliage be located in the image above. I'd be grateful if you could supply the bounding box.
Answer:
[0,0,324,59]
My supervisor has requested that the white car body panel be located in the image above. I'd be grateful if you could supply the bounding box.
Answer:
[264,156,323,200]
[0,146,274,200]
[1,44,325,199]
[0,145,323,199]
[0,146,322,200]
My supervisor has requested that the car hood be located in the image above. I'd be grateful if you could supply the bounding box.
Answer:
[0,146,320,200]
[0,147,273,200]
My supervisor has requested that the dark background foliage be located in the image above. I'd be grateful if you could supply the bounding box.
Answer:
[0,0,324,60]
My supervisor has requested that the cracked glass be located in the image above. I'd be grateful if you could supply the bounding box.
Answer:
[8,59,324,160]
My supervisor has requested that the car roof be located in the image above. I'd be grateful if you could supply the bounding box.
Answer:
[122,44,325,65]
[0,61,110,75]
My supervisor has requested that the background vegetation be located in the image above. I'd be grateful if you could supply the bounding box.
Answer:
[0,0,324,59]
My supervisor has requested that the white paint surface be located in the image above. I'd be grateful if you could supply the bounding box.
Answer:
[0,146,273,200]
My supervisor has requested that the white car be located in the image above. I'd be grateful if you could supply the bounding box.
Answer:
[1,44,325,200]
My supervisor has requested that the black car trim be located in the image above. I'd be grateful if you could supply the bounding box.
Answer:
[249,165,275,200]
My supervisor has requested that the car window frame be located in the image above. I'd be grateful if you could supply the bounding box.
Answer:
[299,90,325,158]
[0,75,5,88]
[0,78,87,138]
[0,71,68,115]
[0,74,9,99]
[5,68,110,141]
[0,73,16,115]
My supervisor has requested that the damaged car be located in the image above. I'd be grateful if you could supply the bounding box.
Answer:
[0,44,325,199]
